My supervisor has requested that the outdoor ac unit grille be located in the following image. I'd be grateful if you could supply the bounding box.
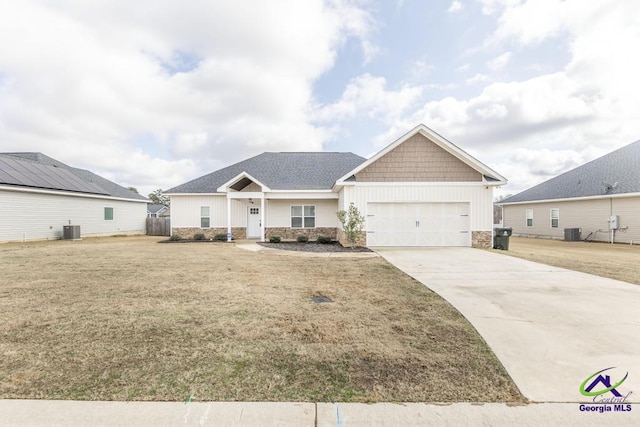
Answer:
[63,225,81,240]
[564,228,580,242]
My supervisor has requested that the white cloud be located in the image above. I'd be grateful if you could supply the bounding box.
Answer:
[374,1,640,195]
[447,1,463,13]
[0,0,376,193]
[479,0,521,16]
[409,60,435,81]
[466,73,491,85]
[316,73,424,125]
[487,52,512,70]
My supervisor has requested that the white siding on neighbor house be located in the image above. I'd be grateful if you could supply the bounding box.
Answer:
[266,199,339,228]
[503,196,640,244]
[0,189,146,243]
[341,184,495,231]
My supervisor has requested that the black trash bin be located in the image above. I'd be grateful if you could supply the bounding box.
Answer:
[493,227,512,250]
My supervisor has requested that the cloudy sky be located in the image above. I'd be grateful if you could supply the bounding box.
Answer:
[1,0,639,197]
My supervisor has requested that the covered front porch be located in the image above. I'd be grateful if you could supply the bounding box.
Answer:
[217,172,340,242]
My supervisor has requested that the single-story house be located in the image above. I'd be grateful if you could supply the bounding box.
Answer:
[0,152,148,243]
[499,139,640,244]
[166,124,506,248]
[147,204,170,218]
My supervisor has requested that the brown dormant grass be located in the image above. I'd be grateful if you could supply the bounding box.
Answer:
[493,237,640,285]
[0,236,522,403]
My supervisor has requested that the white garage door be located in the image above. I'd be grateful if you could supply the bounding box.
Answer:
[366,202,471,247]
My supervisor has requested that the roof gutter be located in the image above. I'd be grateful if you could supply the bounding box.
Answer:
[499,191,640,206]
[0,184,149,203]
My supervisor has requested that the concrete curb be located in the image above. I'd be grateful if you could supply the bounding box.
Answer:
[1,400,637,426]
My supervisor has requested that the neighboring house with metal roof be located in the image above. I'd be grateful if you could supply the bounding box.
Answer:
[499,140,640,244]
[0,152,148,243]
[166,124,507,248]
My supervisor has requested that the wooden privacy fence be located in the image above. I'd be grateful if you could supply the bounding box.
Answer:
[146,217,170,236]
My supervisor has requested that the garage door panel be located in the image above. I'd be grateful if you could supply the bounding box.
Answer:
[367,202,471,247]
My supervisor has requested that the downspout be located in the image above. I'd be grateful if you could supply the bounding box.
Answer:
[610,197,614,244]
[260,196,265,242]
[226,196,232,242]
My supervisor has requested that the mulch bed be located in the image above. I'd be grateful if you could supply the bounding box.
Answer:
[158,239,228,243]
[258,242,372,253]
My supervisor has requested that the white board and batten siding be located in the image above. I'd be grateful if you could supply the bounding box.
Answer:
[342,184,495,247]
[1,189,147,243]
[170,195,231,228]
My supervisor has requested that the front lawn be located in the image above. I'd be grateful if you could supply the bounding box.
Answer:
[0,236,522,403]
[493,237,640,285]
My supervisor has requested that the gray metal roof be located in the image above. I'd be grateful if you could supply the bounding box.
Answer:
[0,152,148,200]
[501,140,640,203]
[167,152,366,193]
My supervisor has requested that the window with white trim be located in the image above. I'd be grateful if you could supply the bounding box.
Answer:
[526,209,533,227]
[104,207,114,221]
[550,208,559,228]
[291,205,315,228]
[201,206,210,228]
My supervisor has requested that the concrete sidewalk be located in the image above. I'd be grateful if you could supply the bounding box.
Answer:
[375,247,640,404]
[1,400,638,426]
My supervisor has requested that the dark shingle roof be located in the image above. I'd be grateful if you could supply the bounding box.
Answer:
[502,140,640,203]
[147,204,168,214]
[0,152,148,201]
[166,152,366,193]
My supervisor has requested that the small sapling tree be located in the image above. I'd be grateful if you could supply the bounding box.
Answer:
[336,202,365,248]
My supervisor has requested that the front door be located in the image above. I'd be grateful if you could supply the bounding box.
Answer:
[247,206,261,238]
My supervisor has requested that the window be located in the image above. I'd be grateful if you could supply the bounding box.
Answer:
[291,205,315,228]
[550,208,559,228]
[201,206,210,228]
[526,209,533,227]
[249,207,259,215]
[104,207,114,221]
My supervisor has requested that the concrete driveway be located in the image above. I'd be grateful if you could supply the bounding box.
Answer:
[375,247,640,404]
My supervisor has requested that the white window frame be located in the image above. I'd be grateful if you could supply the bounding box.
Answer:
[550,208,559,228]
[104,207,114,221]
[291,205,316,229]
[525,209,533,227]
[200,206,210,228]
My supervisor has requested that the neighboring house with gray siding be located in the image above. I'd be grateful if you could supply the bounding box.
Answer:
[499,140,640,244]
[166,124,507,248]
[0,152,148,243]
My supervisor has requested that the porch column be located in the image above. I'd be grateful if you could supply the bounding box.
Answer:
[226,196,232,242]
[260,196,265,242]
